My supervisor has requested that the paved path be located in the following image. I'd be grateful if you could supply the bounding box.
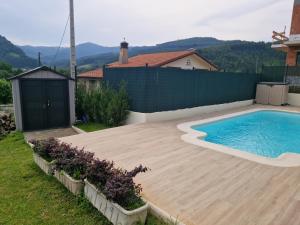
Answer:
[24,127,77,141]
[61,105,300,225]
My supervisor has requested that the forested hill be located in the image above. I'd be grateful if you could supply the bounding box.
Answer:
[0,35,36,68]
[3,34,286,72]
[198,41,286,73]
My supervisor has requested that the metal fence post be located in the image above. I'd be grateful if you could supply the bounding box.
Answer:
[284,65,288,83]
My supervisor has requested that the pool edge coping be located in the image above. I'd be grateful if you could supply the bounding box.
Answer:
[177,107,300,168]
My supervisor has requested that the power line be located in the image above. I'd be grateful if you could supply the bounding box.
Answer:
[50,15,70,67]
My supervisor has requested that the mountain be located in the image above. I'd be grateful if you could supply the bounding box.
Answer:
[51,37,241,69]
[155,37,229,50]
[0,35,36,68]
[20,42,119,65]
[19,37,232,66]
[18,36,286,73]
[72,38,285,73]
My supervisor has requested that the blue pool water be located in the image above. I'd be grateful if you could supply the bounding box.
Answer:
[192,110,300,158]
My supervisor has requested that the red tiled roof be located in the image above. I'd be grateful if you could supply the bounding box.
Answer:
[77,68,103,79]
[108,50,203,68]
[78,50,217,79]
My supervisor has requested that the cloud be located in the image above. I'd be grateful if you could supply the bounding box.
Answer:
[0,0,294,46]
[197,0,284,26]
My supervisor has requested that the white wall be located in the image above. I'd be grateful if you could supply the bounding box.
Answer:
[288,93,300,106]
[126,100,253,124]
[78,79,101,90]
[162,54,217,71]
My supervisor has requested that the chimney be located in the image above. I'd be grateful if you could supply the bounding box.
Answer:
[119,41,129,64]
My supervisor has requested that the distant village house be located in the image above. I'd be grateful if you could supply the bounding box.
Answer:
[77,41,218,89]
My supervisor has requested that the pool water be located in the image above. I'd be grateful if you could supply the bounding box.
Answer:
[192,110,300,158]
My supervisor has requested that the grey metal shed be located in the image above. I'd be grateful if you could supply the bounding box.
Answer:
[9,66,75,131]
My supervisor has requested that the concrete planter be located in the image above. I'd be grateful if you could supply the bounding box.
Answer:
[54,170,84,195]
[84,180,148,225]
[33,153,55,175]
[288,93,300,107]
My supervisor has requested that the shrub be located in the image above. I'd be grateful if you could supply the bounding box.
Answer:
[103,165,148,209]
[0,79,12,104]
[30,138,148,210]
[50,142,76,170]
[31,139,94,180]
[75,83,86,120]
[85,89,99,122]
[86,158,114,189]
[96,84,113,124]
[68,149,94,180]
[105,83,129,127]
[30,138,60,162]
[75,82,129,127]
[53,144,94,180]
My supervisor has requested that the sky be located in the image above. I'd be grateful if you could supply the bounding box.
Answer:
[0,0,294,47]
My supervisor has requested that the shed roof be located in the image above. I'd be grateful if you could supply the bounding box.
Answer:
[8,66,74,80]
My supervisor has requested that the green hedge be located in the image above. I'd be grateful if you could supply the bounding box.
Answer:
[76,82,129,127]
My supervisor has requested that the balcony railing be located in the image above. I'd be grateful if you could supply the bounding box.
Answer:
[261,66,300,93]
[261,66,300,81]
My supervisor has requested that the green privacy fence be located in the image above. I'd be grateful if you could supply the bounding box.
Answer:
[261,66,286,82]
[261,66,300,82]
[103,67,260,113]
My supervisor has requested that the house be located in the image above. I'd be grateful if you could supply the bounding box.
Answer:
[77,68,103,90]
[77,41,218,89]
[272,0,300,66]
[108,42,218,70]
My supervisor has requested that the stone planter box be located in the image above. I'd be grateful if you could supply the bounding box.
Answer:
[54,170,84,195]
[33,153,55,175]
[84,180,148,225]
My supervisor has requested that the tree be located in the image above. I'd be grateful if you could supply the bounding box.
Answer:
[0,79,12,104]
[0,61,22,79]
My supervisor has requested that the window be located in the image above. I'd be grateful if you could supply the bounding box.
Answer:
[186,59,191,66]
[297,52,300,66]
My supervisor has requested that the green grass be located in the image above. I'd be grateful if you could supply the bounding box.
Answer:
[75,122,108,132]
[0,132,166,225]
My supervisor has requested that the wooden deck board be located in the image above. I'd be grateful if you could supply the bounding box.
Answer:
[61,105,300,225]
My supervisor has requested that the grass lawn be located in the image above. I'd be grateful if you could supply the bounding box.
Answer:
[0,132,166,225]
[75,122,109,132]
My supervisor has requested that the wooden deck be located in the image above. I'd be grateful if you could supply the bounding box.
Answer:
[61,105,300,225]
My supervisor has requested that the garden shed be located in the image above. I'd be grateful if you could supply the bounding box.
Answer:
[9,66,75,131]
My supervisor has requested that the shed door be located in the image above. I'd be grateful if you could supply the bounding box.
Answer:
[21,79,69,131]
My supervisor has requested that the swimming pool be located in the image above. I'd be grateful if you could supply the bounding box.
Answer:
[177,108,300,167]
[191,110,300,158]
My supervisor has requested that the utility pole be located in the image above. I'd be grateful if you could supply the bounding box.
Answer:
[69,0,76,125]
[69,0,76,79]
